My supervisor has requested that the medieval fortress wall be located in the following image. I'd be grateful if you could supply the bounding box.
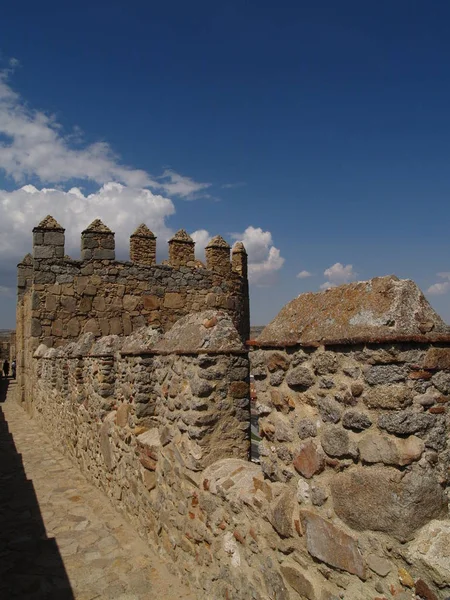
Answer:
[16,218,450,600]
[16,216,249,408]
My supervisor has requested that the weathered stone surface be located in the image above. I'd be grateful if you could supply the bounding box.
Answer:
[313,352,339,375]
[190,378,214,397]
[293,441,324,478]
[423,347,450,370]
[358,432,424,466]
[286,365,315,390]
[378,411,435,435]
[317,397,342,423]
[414,579,439,600]
[115,403,129,427]
[364,384,412,409]
[366,554,392,577]
[407,520,450,588]
[153,310,245,353]
[331,466,447,541]
[266,352,290,372]
[271,490,295,538]
[321,426,350,457]
[342,410,372,431]
[431,371,450,394]
[280,564,317,599]
[365,365,406,385]
[298,418,317,439]
[100,412,115,471]
[257,276,450,345]
[300,510,366,579]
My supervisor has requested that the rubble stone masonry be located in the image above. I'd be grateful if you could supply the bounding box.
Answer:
[17,218,450,600]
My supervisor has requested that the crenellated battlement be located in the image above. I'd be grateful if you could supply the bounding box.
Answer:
[16,215,250,407]
[28,215,247,274]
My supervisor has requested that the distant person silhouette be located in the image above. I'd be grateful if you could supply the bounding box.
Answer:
[3,359,9,378]
[12,360,16,379]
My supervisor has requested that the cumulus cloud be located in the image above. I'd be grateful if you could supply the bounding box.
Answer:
[0,183,175,260]
[190,229,211,261]
[231,226,284,285]
[427,272,450,296]
[0,68,209,197]
[297,270,312,279]
[320,262,357,290]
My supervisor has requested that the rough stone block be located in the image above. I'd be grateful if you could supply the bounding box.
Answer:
[280,564,317,599]
[423,347,450,370]
[378,410,435,435]
[293,441,324,478]
[358,432,424,466]
[143,295,160,310]
[364,384,412,409]
[43,231,65,246]
[364,365,407,385]
[270,489,295,538]
[286,365,315,390]
[331,466,447,541]
[34,245,56,259]
[321,426,350,457]
[300,510,366,579]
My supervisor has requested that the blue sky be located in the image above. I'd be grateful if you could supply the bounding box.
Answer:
[1,1,450,328]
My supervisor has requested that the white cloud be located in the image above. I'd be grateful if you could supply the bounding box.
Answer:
[0,183,175,260]
[190,229,211,261]
[159,169,211,199]
[427,272,450,295]
[231,226,284,285]
[221,182,246,189]
[297,270,312,279]
[320,262,357,290]
[0,69,208,198]
[427,282,450,295]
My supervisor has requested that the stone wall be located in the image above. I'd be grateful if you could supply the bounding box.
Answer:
[16,216,249,407]
[21,276,450,599]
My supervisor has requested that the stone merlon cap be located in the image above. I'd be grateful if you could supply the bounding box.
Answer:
[19,253,33,266]
[131,223,156,238]
[206,235,230,250]
[169,229,194,244]
[82,219,113,234]
[255,275,450,347]
[232,241,247,254]
[33,215,64,231]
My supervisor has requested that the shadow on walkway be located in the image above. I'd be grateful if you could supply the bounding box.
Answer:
[0,379,74,599]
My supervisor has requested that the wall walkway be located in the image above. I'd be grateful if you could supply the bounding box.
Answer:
[0,379,196,600]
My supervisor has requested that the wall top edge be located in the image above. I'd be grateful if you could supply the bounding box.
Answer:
[247,334,450,348]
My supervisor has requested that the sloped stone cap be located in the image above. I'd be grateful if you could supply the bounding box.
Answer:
[19,253,33,266]
[34,344,49,358]
[153,310,245,354]
[69,332,96,357]
[131,223,156,238]
[121,326,162,354]
[256,276,450,347]
[169,229,194,244]
[206,235,230,249]
[232,241,247,254]
[33,215,64,231]
[82,219,112,234]
[90,335,123,356]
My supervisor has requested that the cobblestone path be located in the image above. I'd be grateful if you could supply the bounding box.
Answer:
[0,380,196,600]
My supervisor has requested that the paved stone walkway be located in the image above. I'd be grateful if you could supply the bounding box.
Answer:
[0,380,196,600]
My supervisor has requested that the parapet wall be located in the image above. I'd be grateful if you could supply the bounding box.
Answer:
[30,319,450,598]
[16,216,249,407]
[21,276,450,599]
